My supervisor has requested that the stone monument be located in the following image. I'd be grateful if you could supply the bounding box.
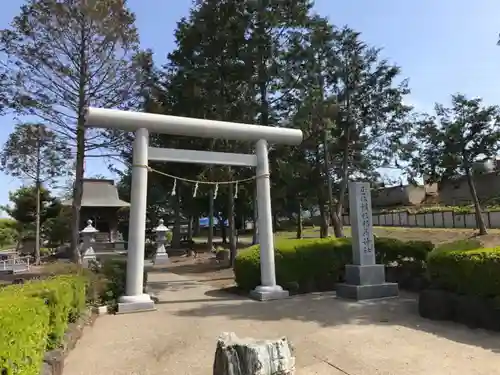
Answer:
[80,220,97,267]
[153,219,170,265]
[213,332,295,375]
[336,181,399,300]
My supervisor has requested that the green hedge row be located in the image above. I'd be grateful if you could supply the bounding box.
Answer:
[0,274,88,375]
[234,237,434,292]
[427,247,500,298]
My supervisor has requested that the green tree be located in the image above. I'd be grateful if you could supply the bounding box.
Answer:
[0,0,146,262]
[411,94,500,235]
[1,186,60,254]
[286,23,411,237]
[0,123,70,263]
[0,228,17,249]
[42,204,72,247]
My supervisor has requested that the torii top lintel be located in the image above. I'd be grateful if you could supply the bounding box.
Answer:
[85,107,303,145]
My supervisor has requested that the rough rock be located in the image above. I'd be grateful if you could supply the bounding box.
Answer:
[213,332,295,375]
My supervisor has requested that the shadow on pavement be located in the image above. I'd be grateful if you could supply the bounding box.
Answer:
[171,289,500,354]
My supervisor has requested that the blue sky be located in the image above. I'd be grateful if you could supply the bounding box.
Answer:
[0,0,499,210]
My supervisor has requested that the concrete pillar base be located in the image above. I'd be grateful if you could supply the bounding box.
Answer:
[250,285,289,301]
[336,264,399,301]
[336,282,399,301]
[117,293,156,314]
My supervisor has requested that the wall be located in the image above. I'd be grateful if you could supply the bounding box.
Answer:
[342,210,500,229]
[370,183,437,208]
[439,173,500,205]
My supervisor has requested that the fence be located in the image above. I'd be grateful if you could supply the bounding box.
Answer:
[0,255,31,274]
[341,210,500,229]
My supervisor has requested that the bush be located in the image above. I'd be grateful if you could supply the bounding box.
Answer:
[94,258,149,308]
[0,296,50,375]
[0,275,85,349]
[427,247,500,298]
[375,237,434,265]
[234,236,433,292]
[433,239,481,254]
[42,261,106,306]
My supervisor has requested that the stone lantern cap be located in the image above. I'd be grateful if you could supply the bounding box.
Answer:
[153,219,170,232]
[81,219,99,233]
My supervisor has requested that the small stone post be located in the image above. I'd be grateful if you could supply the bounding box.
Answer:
[153,219,170,265]
[213,332,295,375]
[80,220,97,267]
[336,181,399,300]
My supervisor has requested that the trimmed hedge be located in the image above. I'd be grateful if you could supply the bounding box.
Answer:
[234,236,434,292]
[427,247,500,298]
[0,296,50,375]
[92,258,149,308]
[0,276,83,349]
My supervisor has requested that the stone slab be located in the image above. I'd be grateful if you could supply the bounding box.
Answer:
[117,300,156,314]
[345,264,386,285]
[249,289,290,301]
[336,282,399,301]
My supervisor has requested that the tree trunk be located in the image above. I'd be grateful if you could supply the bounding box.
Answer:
[296,201,302,239]
[272,211,279,232]
[70,126,85,265]
[219,215,227,244]
[252,186,258,245]
[171,185,182,248]
[34,126,42,265]
[193,215,200,237]
[228,183,237,267]
[322,128,335,237]
[70,27,87,265]
[213,332,295,375]
[465,168,487,235]
[208,187,214,250]
[331,126,350,238]
[317,194,328,238]
[34,182,41,266]
[187,216,193,241]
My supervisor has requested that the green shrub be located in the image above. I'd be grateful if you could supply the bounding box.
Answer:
[0,276,75,349]
[233,245,261,291]
[42,261,105,306]
[375,237,434,265]
[235,237,351,292]
[234,236,434,292]
[0,296,50,375]
[427,247,500,298]
[96,258,148,308]
[55,275,87,322]
[433,239,482,254]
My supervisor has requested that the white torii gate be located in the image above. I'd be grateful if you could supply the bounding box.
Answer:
[85,108,303,313]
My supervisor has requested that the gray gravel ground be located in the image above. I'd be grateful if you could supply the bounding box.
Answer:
[64,270,500,375]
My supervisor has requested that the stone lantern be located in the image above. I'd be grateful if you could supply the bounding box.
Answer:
[80,219,98,267]
[153,219,170,265]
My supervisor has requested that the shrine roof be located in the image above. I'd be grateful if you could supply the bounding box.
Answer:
[62,179,130,208]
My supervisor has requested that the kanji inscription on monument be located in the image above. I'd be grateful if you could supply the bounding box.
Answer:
[348,181,375,265]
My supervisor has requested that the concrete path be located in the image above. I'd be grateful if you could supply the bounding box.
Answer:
[64,269,500,375]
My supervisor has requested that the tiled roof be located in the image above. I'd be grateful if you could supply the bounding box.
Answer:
[62,179,130,208]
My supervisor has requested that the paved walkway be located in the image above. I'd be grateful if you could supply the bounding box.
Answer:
[64,269,500,375]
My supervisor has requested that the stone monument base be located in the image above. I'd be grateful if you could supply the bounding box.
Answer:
[117,294,156,314]
[153,253,169,265]
[336,264,399,301]
[250,285,290,301]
